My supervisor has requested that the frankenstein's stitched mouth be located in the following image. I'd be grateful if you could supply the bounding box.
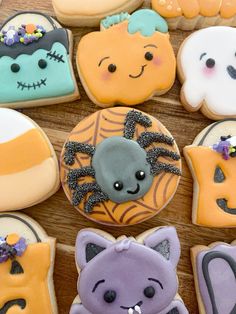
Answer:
[127,184,140,195]
[120,301,143,310]
[216,198,236,214]
[227,65,236,80]
[129,65,147,79]
[17,78,47,91]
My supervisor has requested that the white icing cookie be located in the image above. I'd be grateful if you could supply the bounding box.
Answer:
[52,0,144,27]
[0,108,60,212]
[178,26,236,120]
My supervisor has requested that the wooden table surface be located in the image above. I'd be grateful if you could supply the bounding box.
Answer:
[1,1,236,313]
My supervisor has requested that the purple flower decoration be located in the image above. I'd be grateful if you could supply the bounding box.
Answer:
[213,140,231,160]
[0,236,27,263]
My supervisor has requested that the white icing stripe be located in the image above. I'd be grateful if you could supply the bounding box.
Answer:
[179,26,236,117]
[0,108,35,143]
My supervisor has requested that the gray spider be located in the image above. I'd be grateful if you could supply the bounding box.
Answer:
[64,110,181,213]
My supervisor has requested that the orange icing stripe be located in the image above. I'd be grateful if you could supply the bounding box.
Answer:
[0,243,53,314]
[199,0,222,16]
[221,0,236,18]
[0,129,51,175]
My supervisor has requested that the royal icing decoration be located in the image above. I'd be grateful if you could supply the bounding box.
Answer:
[60,108,181,226]
[184,119,236,227]
[0,11,78,108]
[0,213,57,314]
[70,227,189,314]
[0,108,60,212]
[192,241,236,314]
[77,9,176,107]
[178,26,236,120]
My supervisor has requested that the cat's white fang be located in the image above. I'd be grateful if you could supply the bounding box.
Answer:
[134,305,142,314]
[128,308,134,314]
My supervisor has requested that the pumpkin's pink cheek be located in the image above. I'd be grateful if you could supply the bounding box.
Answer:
[101,71,112,81]
[153,56,162,66]
[202,67,215,77]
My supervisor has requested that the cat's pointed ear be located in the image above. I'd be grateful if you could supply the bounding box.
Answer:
[144,227,180,268]
[76,230,113,269]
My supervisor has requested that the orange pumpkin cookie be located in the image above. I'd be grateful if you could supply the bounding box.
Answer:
[152,0,236,30]
[184,119,236,227]
[76,9,176,108]
[60,107,181,226]
[52,0,144,27]
[0,212,57,313]
[0,108,60,212]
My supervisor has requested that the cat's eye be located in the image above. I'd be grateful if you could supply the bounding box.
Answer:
[144,286,155,298]
[104,290,116,303]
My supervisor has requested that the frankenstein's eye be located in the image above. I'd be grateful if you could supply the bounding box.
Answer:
[104,290,116,303]
[113,181,123,191]
[145,52,153,61]
[38,59,47,69]
[108,64,117,73]
[11,63,20,73]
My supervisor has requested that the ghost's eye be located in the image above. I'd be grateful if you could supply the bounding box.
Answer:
[104,290,116,303]
[145,52,153,61]
[135,171,146,180]
[108,64,117,73]
[11,63,20,73]
[113,181,123,191]
[144,286,155,298]
[38,59,47,69]
[206,58,215,68]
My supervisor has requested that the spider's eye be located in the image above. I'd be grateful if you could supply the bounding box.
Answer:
[11,63,20,73]
[145,52,153,61]
[144,286,155,298]
[38,59,47,69]
[113,181,123,191]
[104,290,116,303]
[135,170,146,181]
[108,64,117,73]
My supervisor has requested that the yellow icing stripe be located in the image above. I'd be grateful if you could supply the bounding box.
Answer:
[0,129,51,175]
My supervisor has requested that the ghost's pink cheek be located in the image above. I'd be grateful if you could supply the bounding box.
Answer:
[202,67,215,77]
[153,56,162,66]
[101,72,112,81]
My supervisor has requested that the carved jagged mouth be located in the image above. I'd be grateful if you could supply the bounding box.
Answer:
[227,65,236,80]
[17,78,47,91]
[120,301,143,313]
[0,299,26,314]
[216,198,236,214]
[127,184,140,195]
[129,65,147,79]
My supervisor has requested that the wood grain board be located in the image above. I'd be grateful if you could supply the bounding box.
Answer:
[1,1,235,313]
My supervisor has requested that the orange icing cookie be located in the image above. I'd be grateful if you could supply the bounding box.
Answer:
[184,119,236,227]
[60,107,181,226]
[0,212,57,314]
[76,9,176,108]
[0,108,60,212]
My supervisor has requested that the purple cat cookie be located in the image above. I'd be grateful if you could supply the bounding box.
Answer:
[191,242,236,314]
[70,227,189,314]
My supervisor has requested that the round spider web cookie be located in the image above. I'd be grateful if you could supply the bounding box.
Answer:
[60,107,181,226]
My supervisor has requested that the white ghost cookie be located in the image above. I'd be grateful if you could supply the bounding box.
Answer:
[178,26,236,120]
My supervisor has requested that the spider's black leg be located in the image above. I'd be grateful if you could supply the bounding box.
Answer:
[124,110,152,140]
[71,182,101,206]
[64,142,95,165]
[147,147,181,176]
[137,131,174,149]
[85,192,109,214]
[67,167,95,190]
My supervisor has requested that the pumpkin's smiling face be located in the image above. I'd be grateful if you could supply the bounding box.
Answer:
[77,10,176,107]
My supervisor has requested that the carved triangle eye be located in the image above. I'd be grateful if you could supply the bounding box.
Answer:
[10,260,24,275]
[214,166,225,183]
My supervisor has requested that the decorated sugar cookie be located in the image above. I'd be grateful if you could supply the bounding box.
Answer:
[0,108,60,211]
[70,227,189,314]
[178,26,236,120]
[77,9,176,108]
[191,240,236,314]
[0,212,57,314]
[52,0,144,27]
[0,11,79,109]
[184,119,236,227]
[152,0,236,30]
[60,107,181,226]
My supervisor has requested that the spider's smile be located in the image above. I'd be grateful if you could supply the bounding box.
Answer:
[127,184,140,195]
[129,65,147,79]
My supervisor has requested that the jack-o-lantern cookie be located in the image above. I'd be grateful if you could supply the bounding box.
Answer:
[184,119,236,227]
[60,107,181,226]
[0,11,79,109]
[0,212,57,314]
[70,227,189,314]
[0,108,60,211]
[178,26,236,120]
[191,240,236,314]
[52,0,144,27]
[77,9,176,108]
